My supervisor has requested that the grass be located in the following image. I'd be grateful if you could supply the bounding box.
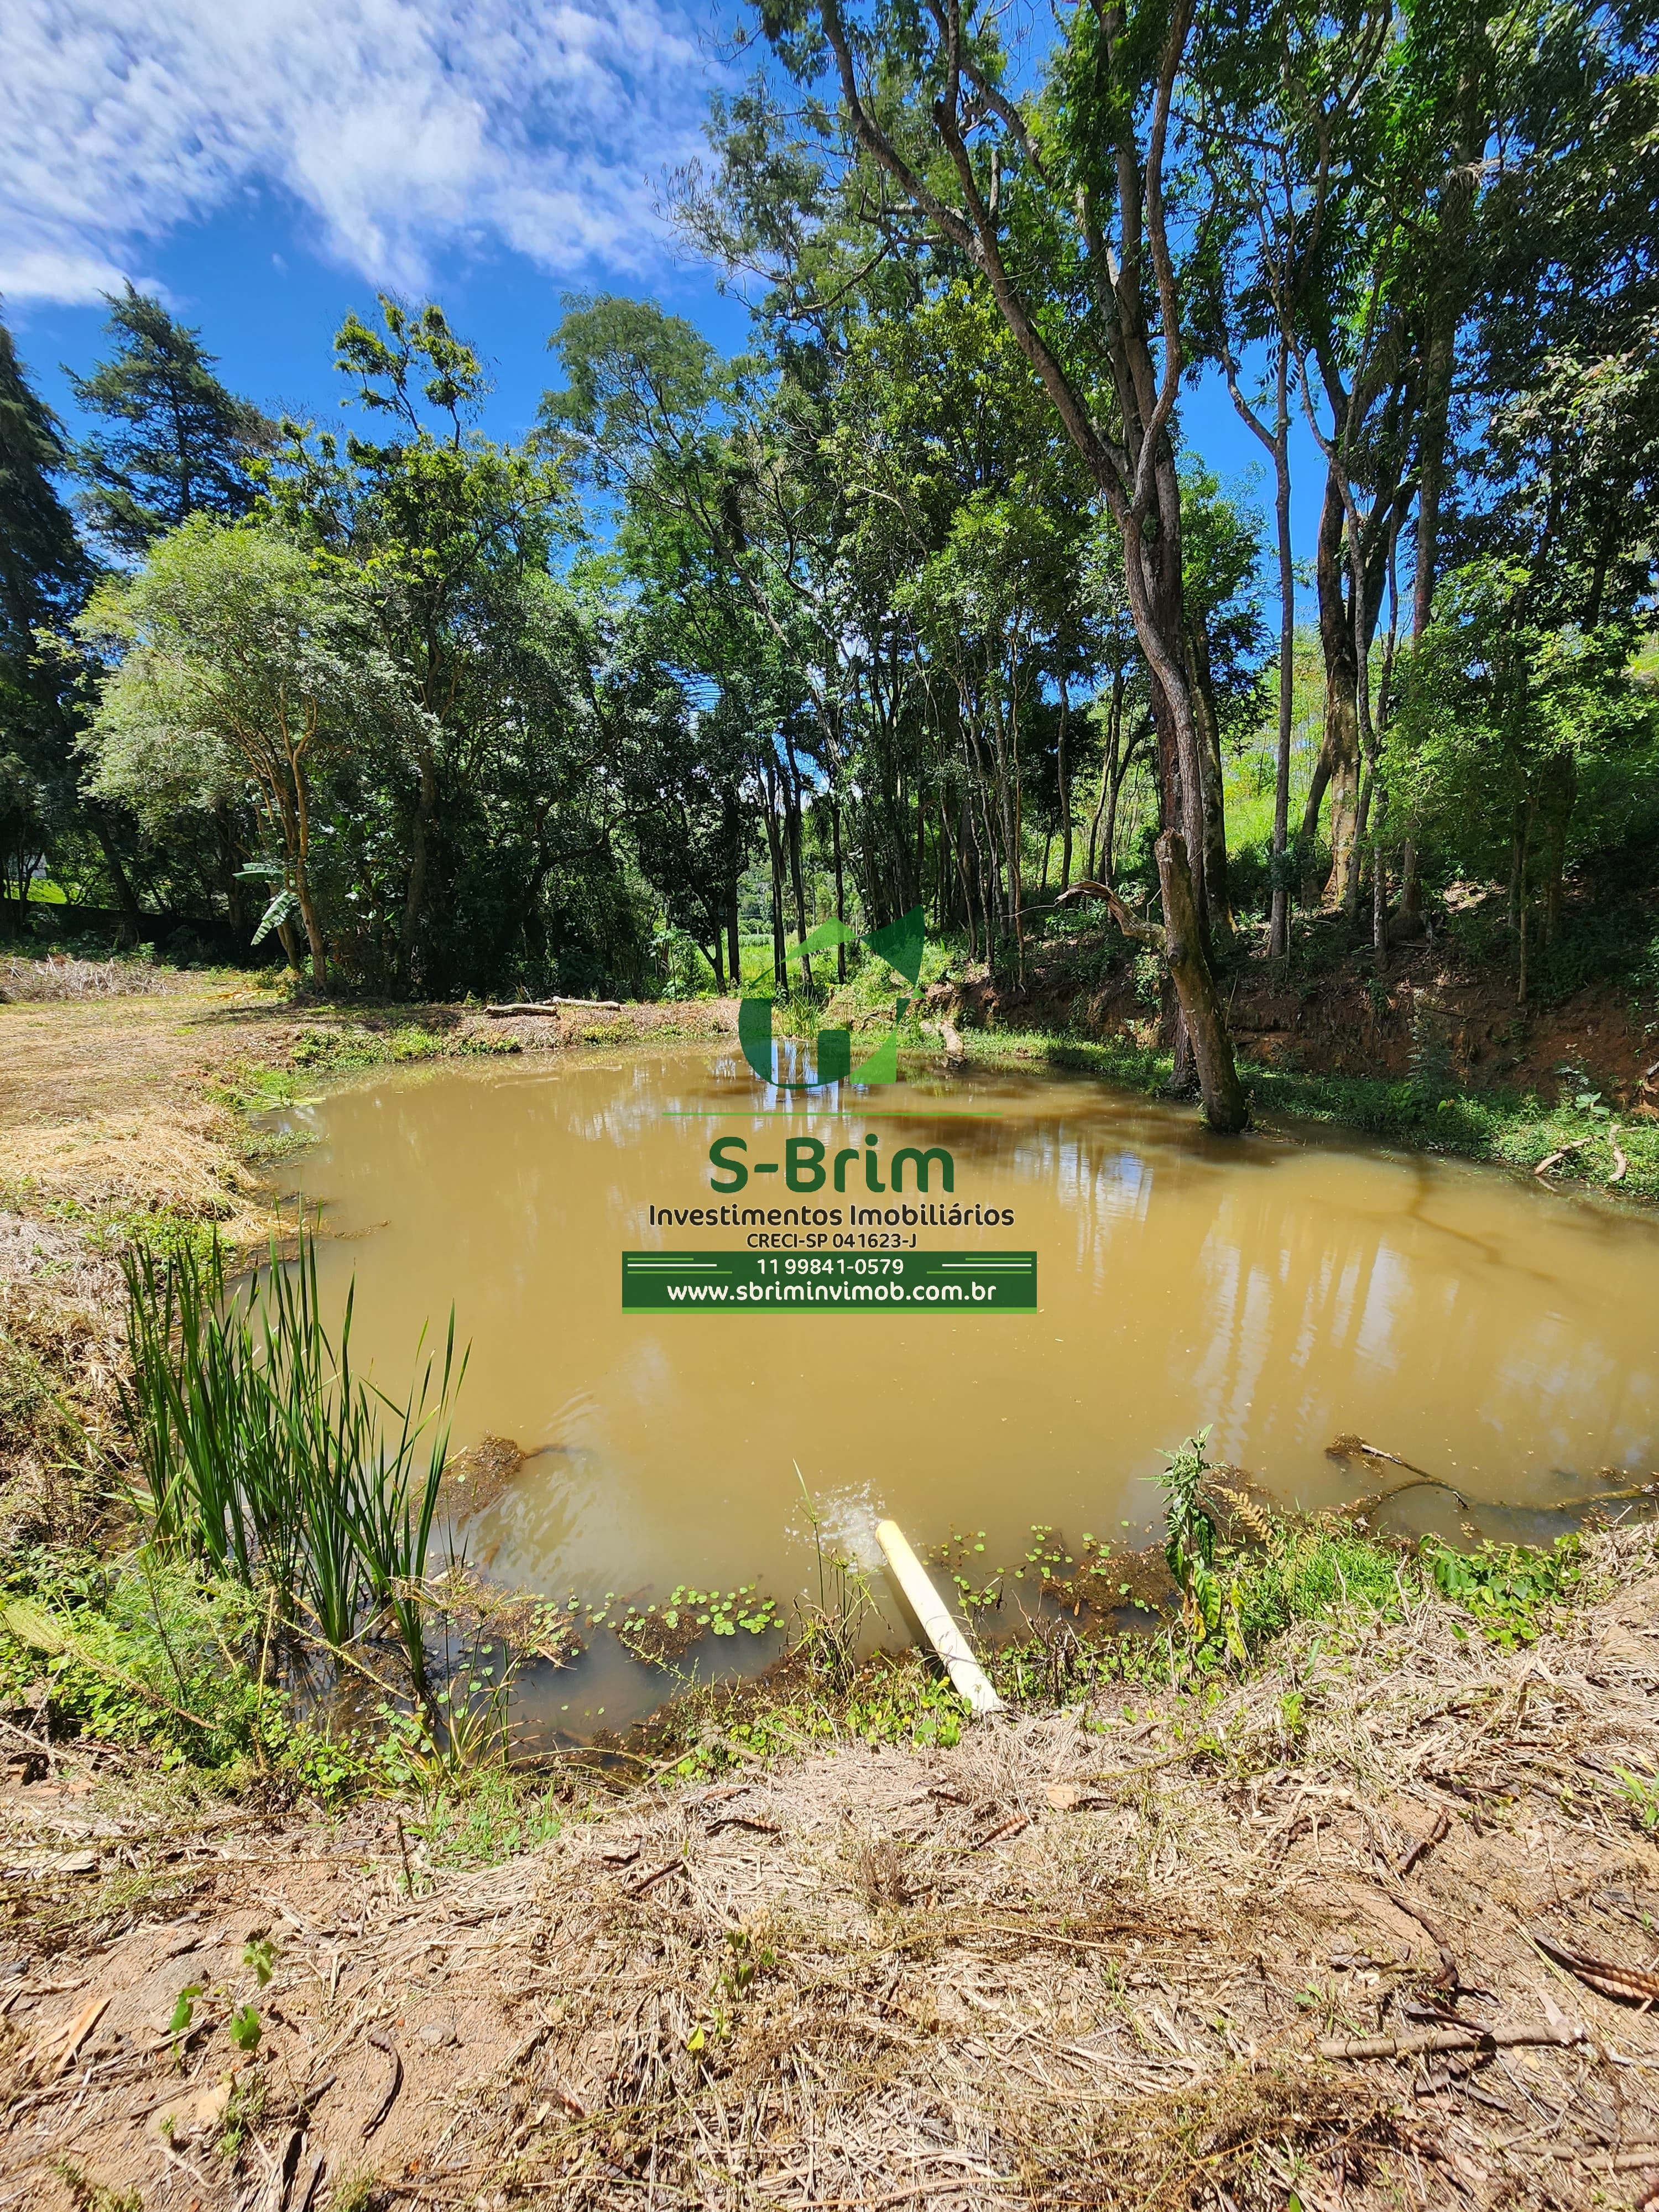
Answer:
[207,1020,521,1113]
[5,1354,1609,1810]
[11,1520,1656,2211]
[618,1490,1604,1788]
[0,952,181,1000]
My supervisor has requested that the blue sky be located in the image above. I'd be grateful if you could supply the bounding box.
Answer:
[4,0,1324,566]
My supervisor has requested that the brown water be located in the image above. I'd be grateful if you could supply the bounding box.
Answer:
[272,1046,1659,1725]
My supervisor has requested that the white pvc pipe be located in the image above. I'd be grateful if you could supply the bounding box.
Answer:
[876,1518,1004,1717]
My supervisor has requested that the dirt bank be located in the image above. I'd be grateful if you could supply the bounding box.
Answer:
[5,1527,1658,2210]
[944,913,1658,1109]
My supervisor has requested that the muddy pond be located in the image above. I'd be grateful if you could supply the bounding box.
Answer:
[270,1045,1659,1734]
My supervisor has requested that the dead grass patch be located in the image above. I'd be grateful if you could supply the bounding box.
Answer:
[2,1526,1655,2208]
[0,955,186,1003]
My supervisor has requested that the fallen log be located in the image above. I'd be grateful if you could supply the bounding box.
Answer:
[484,998,624,1016]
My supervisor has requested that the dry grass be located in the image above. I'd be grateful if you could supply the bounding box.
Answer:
[0,1213,127,1550]
[0,954,188,1002]
[4,1525,1657,2210]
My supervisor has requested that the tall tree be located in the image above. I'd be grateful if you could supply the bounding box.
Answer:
[266,298,589,992]
[68,286,270,558]
[0,319,90,917]
[694,0,1249,1129]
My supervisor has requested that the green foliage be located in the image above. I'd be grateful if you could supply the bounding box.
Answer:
[1614,1768,1659,1833]
[79,518,425,982]
[66,284,268,557]
[1157,1430,1225,1644]
[119,1219,463,1699]
[321,2172,378,2212]
[0,316,90,914]
[50,2162,144,2212]
[242,1934,278,1986]
[1229,1524,1409,1649]
[0,1549,272,1769]
[1422,1533,1584,1647]
[227,2003,262,2053]
[406,1772,564,1867]
[613,1583,780,1657]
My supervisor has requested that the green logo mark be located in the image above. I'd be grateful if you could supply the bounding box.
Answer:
[738,906,926,1091]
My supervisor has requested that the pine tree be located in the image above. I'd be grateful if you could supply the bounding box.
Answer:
[0,319,86,647]
[0,316,90,909]
[0,313,148,930]
[67,285,270,557]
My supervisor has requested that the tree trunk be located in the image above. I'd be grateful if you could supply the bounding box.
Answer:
[1538,749,1575,948]
[214,804,247,933]
[290,767,327,987]
[88,808,143,948]
[1187,612,1233,947]
[726,886,742,995]
[1087,671,1124,880]
[1516,795,1536,1006]
[1058,672,1073,891]
[1061,834,1246,1130]
[762,763,787,991]
[399,748,437,991]
[1157,833,1248,1133]
[784,740,813,989]
[1395,838,1425,936]
[831,798,847,982]
[1269,348,1295,962]
[1316,478,1362,910]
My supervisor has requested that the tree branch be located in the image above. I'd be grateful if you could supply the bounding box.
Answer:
[1056,877,1165,949]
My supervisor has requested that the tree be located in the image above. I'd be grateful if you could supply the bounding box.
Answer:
[705,0,1248,1130]
[0,316,155,930]
[68,286,271,559]
[546,296,841,983]
[265,297,594,993]
[1390,558,1658,1001]
[79,519,424,981]
[1178,471,1270,943]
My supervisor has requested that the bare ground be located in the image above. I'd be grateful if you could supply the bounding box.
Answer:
[2,1528,1657,2210]
[950,912,1658,1108]
[0,971,738,1241]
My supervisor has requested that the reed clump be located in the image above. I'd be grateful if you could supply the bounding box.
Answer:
[119,1222,463,1703]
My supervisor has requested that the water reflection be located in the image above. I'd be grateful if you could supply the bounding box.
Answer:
[274,1047,1659,1619]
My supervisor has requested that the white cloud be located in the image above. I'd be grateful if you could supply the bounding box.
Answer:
[0,0,718,304]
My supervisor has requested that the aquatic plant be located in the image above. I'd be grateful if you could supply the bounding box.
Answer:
[119,1220,462,1699]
